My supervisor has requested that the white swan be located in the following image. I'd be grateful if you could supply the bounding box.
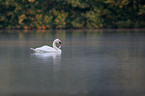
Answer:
[30,39,62,53]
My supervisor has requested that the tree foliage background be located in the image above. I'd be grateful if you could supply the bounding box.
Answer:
[0,0,145,29]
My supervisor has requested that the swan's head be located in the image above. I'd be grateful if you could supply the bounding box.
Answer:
[53,39,61,48]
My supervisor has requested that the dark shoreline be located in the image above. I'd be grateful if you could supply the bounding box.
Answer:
[0,28,145,32]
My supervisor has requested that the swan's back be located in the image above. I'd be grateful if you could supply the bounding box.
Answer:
[31,45,57,53]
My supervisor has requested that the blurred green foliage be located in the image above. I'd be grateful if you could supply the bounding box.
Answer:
[0,0,145,29]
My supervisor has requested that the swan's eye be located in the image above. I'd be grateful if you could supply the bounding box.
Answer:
[59,42,61,44]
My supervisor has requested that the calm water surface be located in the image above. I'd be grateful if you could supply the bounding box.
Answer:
[0,30,145,96]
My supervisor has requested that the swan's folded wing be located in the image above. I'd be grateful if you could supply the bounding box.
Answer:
[35,45,56,52]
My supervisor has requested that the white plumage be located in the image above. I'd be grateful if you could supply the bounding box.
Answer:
[30,39,62,53]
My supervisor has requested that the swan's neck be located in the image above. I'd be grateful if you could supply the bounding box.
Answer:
[52,40,61,53]
[53,41,58,50]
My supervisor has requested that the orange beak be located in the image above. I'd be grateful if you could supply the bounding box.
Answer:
[59,42,61,48]
[59,43,61,46]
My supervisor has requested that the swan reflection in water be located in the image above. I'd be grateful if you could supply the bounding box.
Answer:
[31,53,62,90]
[31,52,62,87]
[31,52,61,63]
[31,52,61,73]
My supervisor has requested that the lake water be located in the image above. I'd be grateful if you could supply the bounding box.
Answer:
[0,30,145,96]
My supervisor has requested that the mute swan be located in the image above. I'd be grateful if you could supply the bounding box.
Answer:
[30,39,62,53]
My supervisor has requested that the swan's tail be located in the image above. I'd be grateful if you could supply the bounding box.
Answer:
[30,48,35,51]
